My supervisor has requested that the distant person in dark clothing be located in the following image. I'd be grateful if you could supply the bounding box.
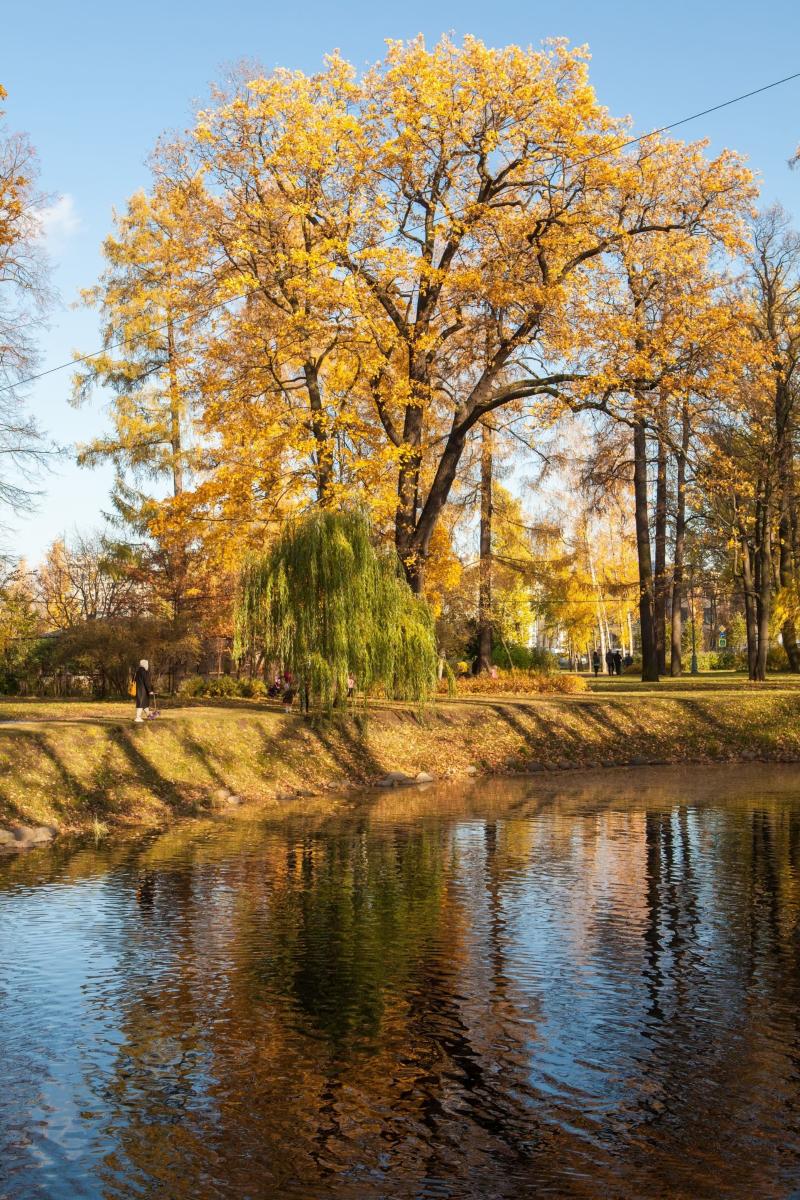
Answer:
[613,649,623,675]
[282,671,296,714]
[605,649,615,676]
[592,650,601,676]
[134,659,153,723]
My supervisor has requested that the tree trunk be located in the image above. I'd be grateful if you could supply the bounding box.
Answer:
[755,494,771,681]
[739,523,758,680]
[586,536,607,665]
[670,404,690,675]
[654,422,668,675]
[402,417,468,592]
[633,416,659,682]
[166,317,188,662]
[778,415,800,670]
[304,360,333,505]
[395,402,426,590]
[771,370,800,668]
[477,422,493,673]
[166,319,184,500]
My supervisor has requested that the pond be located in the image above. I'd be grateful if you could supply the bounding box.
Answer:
[2,766,800,1199]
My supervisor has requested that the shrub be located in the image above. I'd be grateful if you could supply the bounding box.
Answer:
[178,675,206,697]
[490,643,556,672]
[699,650,737,671]
[177,674,269,699]
[528,647,557,673]
[239,678,267,698]
[767,645,790,671]
[205,675,240,698]
[35,616,200,698]
[439,669,587,697]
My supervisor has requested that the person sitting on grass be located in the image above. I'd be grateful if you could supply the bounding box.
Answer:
[134,659,153,723]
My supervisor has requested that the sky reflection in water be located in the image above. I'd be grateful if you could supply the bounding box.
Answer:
[2,765,800,1199]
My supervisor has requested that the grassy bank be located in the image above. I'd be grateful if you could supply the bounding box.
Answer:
[2,678,800,837]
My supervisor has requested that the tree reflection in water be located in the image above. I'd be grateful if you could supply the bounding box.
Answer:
[2,766,800,1199]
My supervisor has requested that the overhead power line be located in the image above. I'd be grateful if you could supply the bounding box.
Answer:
[3,65,800,399]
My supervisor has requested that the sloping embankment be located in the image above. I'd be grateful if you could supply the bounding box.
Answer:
[0,692,798,837]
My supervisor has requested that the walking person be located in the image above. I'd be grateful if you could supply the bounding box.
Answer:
[605,648,615,676]
[133,659,154,723]
[613,648,623,676]
[592,649,601,677]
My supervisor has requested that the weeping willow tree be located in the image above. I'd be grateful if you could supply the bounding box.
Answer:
[235,510,438,709]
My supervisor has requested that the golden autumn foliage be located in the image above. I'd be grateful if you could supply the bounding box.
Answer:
[440,669,588,697]
[79,37,756,611]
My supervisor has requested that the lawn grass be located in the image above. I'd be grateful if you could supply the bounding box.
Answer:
[585,670,800,694]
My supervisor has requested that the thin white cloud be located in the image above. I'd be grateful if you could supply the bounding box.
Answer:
[36,194,81,247]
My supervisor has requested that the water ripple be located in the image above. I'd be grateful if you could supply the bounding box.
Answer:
[2,765,800,1198]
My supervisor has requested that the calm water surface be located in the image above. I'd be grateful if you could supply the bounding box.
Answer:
[3,766,800,1199]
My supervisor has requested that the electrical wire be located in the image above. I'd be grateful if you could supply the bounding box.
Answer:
[3,64,800,399]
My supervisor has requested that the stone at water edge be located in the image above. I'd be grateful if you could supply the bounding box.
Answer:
[0,824,57,852]
[415,772,435,784]
[377,771,415,788]
[466,765,478,776]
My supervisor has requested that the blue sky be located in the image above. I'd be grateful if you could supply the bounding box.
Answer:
[4,0,800,561]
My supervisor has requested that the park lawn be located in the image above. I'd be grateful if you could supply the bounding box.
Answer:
[1,680,800,838]
[586,670,800,694]
[0,670,796,727]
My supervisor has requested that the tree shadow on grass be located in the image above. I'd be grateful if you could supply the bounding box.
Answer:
[249,714,386,787]
[103,726,192,813]
[577,701,641,742]
[486,703,579,758]
[172,728,231,791]
[305,717,386,782]
[0,729,114,824]
[0,725,194,828]
[483,701,652,766]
